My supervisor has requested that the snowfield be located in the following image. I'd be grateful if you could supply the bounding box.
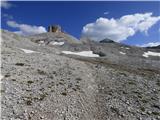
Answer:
[50,41,65,46]
[20,48,37,53]
[143,51,160,58]
[62,51,100,57]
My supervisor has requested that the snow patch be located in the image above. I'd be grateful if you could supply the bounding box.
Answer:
[143,51,160,58]
[125,47,130,49]
[50,41,64,46]
[20,48,37,53]
[0,74,4,80]
[119,51,126,55]
[62,51,99,57]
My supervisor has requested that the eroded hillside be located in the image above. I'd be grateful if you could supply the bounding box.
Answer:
[1,30,160,120]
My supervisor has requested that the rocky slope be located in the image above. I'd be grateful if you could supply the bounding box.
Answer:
[1,29,160,120]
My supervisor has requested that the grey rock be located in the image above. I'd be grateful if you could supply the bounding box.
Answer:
[1,29,160,120]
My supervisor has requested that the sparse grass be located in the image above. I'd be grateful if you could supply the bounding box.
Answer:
[39,93,48,101]
[4,74,10,78]
[141,98,149,103]
[75,85,80,90]
[11,79,16,81]
[48,85,52,89]
[26,100,32,105]
[0,89,5,93]
[39,88,45,91]
[51,89,54,92]
[140,106,145,112]
[122,90,127,94]
[26,89,32,92]
[156,80,160,86]
[128,81,136,85]
[152,104,160,109]
[60,79,64,82]
[110,107,119,115]
[61,92,67,96]
[40,81,43,84]
[59,81,64,85]
[15,63,25,66]
[27,80,34,84]
[76,77,82,81]
[49,75,54,79]
[138,95,143,99]
[13,35,21,41]
[118,72,127,77]
[37,69,46,75]
[152,111,160,116]
[52,71,57,75]
[72,88,77,91]
[132,90,141,94]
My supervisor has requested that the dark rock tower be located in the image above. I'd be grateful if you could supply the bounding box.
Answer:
[48,25,61,33]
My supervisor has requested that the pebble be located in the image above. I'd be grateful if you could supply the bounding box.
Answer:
[147,111,152,114]
[126,100,130,105]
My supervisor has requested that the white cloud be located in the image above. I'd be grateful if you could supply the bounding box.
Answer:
[2,13,13,19]
[7,21,47,36]
[82,13,160,42]
[137,42,160,47]
[104,12,109,15]
[1,0,12,9]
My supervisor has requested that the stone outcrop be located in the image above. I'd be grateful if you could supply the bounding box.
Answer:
[48,25,61,33]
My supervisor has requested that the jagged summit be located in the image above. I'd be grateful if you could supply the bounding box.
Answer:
[48,25,62,33]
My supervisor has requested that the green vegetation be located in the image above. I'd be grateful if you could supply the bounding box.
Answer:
[61,92,67,96]
[15,63,25,66]
[152,111,160,116]
[27,80,34,84]
[39,93,48,101]
[140,106,145,112]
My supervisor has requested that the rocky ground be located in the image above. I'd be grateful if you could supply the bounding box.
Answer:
[1,30,160,120]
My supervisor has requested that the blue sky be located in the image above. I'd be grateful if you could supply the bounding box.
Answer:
[1,1,160,46]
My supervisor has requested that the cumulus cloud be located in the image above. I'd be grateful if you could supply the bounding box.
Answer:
[82,13,160,42]
[137,42,160,47]
[1,0,12,9]
[7,21,47,36]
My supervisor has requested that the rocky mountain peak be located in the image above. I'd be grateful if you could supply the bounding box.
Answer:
[48,25,62,33]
